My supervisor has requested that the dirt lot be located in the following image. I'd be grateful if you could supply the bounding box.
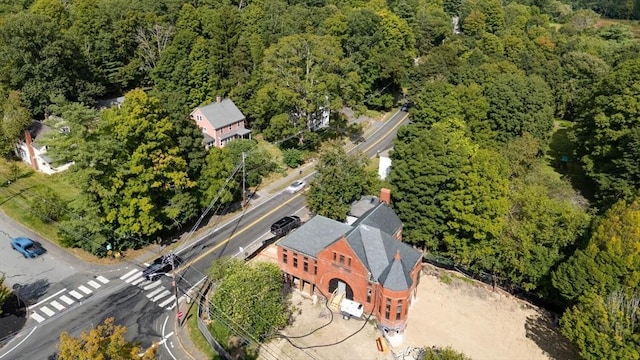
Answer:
[255,248,577,360]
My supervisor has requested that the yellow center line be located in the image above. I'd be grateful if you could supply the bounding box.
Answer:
[181,192,304,268]
[361,112,408,154]
[181,112,408,269]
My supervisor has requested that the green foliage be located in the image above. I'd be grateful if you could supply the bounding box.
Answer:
[0,273,10,315]
[208,259,290,341]
[573,58,640,207]
[306,144,376,220]
[483,73,554,144]
[225,139,277,188]
[0,90,31,158]
[199,147,238,208]
[421,346,471,360]
[29,189,66,223]
[552,199,640,303]
[561,291,640,360]
[496,182,590,291]
[58,317,156,360]
[61,90,199,252]
[282,148,304,168]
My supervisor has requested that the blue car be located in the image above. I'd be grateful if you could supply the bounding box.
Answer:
[11,237,46,258]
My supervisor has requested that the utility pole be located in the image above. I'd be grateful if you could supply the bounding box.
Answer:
[171,254,181,325]
[242,152,246,209]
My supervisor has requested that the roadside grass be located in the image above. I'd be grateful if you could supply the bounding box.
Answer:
[186,304,220,359]
[546,121,595,203]
[0,159,79,242]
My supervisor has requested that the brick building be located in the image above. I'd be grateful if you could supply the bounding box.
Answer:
[276,189,422,340]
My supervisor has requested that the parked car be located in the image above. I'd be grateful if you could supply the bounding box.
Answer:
[286,180,306,194]
[11,237,46,258]
[143,254,183,281]
[271,215,301,237]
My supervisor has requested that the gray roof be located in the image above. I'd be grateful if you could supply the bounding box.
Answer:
[352,203,403,237]
[29,120,53,150]
[279,216,352,257]
[220,127,252,141]
[195,99,245,129]
[348,196,380,218]
[279,201,421,291]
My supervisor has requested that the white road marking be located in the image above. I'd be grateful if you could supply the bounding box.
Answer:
[143,280,162,291]
[50,301,65,311]
[161,316,178,360]
[87,280,101,289]
[0,326,38,359]
[120,269,139,281]
[30,313,45,323]
[78,285,92,294]
[147,287,165,298]
[60,295,74,305]
[130,276,145,286]
[69,290,83,299]
[40,306,55,317]
[151,290,171,302]
[96,275,109,284]
[28,288,66,310]
[158,296,175,308]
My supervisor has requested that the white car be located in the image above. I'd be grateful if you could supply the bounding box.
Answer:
[286,180,306,194]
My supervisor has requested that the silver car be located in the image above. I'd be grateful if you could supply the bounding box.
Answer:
[286,180,306,194]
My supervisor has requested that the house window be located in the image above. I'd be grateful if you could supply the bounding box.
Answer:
[367,287,372,303]
[314,263,317,275]
[385,298,391,320]
[196,115,202,121]
[339,255,345,264]
[303,261,308,272]
[333,252,337,261]
[347,258,351,267]
[228,125,232,130]
[220,127,224,134]
[293,253,298,268]
[396,300,403,320]
[282,250,288,264]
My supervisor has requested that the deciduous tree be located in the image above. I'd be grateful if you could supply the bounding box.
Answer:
[58,317,156,360]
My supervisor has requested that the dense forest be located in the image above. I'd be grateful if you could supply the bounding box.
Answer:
[0,0,639,358]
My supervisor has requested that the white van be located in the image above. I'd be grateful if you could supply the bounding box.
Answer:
[340,299,364,319]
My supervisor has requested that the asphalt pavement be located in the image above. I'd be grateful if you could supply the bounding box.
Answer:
[0,108,405,359]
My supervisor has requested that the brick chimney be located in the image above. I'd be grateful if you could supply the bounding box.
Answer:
[216,96,222,103]
[24,130,39,171]
[380,188,391,205]
[394,250,401,261]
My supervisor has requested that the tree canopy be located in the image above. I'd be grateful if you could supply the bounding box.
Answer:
[57,317,156,360]
[207,258,290,341]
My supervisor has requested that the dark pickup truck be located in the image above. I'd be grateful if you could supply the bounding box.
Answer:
[271,215,301,237]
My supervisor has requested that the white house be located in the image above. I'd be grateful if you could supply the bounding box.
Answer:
[15,120,73,175]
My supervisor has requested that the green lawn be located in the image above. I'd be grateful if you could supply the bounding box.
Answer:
[0,159,79,242]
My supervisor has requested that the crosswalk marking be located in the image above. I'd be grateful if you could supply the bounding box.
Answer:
[60,295,74,305]
[50,301,65,311]
[40,306,55,317]
[147,287,165,298]
[96,275,109,284]
[30,313,45,323]
[120,269,139,281]
[151,290,172,302]
[88,280,101,289]
[124,271,143,283]
[143,280,162,291]
[78,285,93,294]
[158,296,175,308]
[69,290,83,299]
[130,276,145,286]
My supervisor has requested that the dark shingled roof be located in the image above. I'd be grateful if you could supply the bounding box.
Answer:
[352,203,402,237]
[279,202,420,291]
[278,216,351,257]
[194,99,245,129]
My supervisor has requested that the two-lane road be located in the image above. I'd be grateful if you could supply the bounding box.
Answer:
[0,109,409,360]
